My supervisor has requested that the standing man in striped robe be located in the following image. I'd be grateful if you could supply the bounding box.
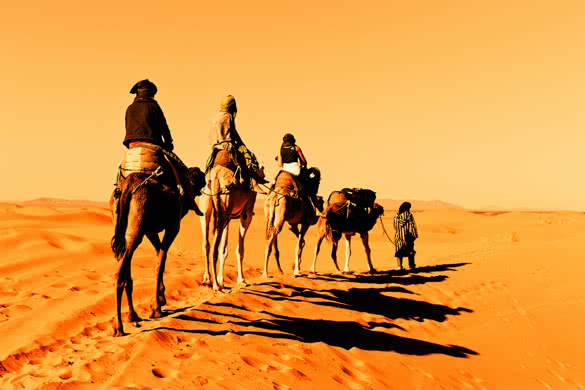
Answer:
[394,202,418,270]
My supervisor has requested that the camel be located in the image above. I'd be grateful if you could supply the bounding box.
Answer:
[110,164,206,337]
[310,190,384,274]
[199,164,258,291]
[263,169,323,278]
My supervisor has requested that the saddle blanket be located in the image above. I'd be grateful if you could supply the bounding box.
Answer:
[121,147,164,173]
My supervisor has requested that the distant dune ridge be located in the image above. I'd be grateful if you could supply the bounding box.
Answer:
[4,197,109,209]
[4,197,462,211]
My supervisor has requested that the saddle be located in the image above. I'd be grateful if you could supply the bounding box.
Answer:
[118,144,181,194]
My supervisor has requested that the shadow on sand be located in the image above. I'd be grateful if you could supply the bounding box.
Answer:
[142,262,477,358]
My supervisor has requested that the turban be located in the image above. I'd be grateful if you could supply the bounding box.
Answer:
[220,95,237,113]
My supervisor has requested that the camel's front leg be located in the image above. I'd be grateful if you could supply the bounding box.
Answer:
[294,224,309,276]
[343,234,352,274]
[361,232,376,273]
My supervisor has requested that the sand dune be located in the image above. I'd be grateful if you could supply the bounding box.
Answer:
[0,201,584,389]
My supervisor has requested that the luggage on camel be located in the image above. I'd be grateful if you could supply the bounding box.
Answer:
[341,188,377,210]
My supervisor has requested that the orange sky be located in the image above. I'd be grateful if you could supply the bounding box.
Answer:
[1,0,584,210]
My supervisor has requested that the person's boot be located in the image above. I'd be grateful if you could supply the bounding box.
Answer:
[396,257,404,271]
[408,254,416,270]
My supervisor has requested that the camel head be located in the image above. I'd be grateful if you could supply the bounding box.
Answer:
[187,167,206,196]
[314,195,325,214]
[304,167,322,196]
[363,202,384,231]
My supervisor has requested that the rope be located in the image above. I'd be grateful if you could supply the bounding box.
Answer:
[378,215,396,245]
[131,166,164,195]
[259,182,299,199]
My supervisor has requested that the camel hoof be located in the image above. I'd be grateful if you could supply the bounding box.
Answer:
[262,273,269,279]
[368,268,377,274]
[128,312,142,323]
[237,280,248,287]
[113,328,126,337]
[150,307,163,319]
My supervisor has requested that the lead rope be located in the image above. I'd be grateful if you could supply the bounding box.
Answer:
[378,215,396,245]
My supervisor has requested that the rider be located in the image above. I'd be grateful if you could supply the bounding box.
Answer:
[120,79,202,215]
[276,133,320,205]
[206,95,267,193]
[278,133,307,177]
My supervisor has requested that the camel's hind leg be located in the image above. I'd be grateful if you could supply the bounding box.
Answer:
[216,224,229,287]
[263,228,276,279]
[360,232,376,273]
[210,216,229,292]
[148,228,178,318]
[310,230,327,273]
[200,198,212,286]
[113,233,143,337]
[330,233,342,274]
[235,212,253,285]
[294,224,310,276]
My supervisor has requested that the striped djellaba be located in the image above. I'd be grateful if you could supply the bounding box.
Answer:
[393,211,418,257]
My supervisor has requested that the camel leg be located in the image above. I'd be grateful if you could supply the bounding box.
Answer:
[273,233,282,274]
[311,231,327,273]
[331,235,341,273]
[343,234,352,274]
[235,213,253,286]
[263,228,277,279]
[361,232,376,273]
[294,224,309,276]
[210,217,228,292]
[200,209,212,286]
[150,226,179,318]
[113,234,142,337]
[289,224,300,272]
[217,223,229,288]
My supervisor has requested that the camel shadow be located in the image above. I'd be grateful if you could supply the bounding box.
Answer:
[304,262,470,285]
[243,284,471,323]
[140,262,477,357]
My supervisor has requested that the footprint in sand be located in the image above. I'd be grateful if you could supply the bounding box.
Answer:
[151,368,166,378]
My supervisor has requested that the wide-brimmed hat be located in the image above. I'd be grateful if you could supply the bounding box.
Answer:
[129,79,157,96]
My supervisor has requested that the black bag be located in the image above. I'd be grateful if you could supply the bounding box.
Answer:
[341,188,376,209]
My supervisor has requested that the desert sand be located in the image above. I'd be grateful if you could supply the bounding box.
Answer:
[0,199,584,389]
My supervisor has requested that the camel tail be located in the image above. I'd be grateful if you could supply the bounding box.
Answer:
[111,187,132,260]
